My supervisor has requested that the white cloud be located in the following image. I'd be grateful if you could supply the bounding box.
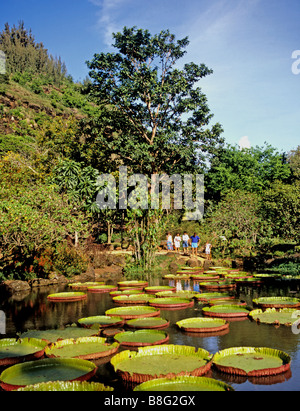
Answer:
[238,136,251,149]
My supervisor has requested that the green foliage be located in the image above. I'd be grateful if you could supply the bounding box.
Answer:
[0,155,90,279]
[205,143,291,202]
[52,242,89,278]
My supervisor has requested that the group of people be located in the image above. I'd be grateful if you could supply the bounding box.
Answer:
[166,232,212,259]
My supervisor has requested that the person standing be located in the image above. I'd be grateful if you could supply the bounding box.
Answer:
[182,232,190,255]
[174,233,182,252]
[166,232,173,251]
[190,233,200,256]
[205,241,212,260]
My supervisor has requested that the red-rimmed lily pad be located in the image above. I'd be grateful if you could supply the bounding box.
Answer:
[195,292,234,302]
[18,325,99,343]
[77,315,124,329]
[0,358,97,391]
[117,280,148,288]
[126,317,170,329]
[87,285,118,293]
[212,346,291,377]
[0,338,48,366]
[208,298,247,306]
[249,308,299,326]
[110,344,212,384]
[200,281,236,290]
[69,282,105,290]
[133,376,234,391]
[144,286,176,294]
[114,329,169,347]
[252,296,300,309]
[17,381,114,391]
[105,305,160,320]
[112,294,154,305]
[190,274,220,281]
[45,336,119,360]
[149,297,194,309]
[202,305,250,318]
[110,289,144,297]
[176,317,229,333]
[47,292,87,302]
[155,290,201,299]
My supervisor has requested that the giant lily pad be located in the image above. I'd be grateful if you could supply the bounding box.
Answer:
[134,376,234,391]
[0,338,48,366]
[45,337,119,360]
[126,317,170,329]
[105,305,160,320]
[155,290,201,299]
[87,285,118,293]
[112,294,154,304]
[149,297,194,309]
[117,280,148,288]
[17,381,114,391]
[47,292,87,302]
[0,358,97,391]
[212,346,291,376]
[78,315,124,329]
[249,308,299,326]
[195,292,233,302]
[202,305,250,318]
[200,281,236,290]
[176,317,229,333]
[18,325,99,343]
[114,329,169,347]
[252,296,300,309]
[110,344,212,383]
[144,286,176,294]
[69,282,105,290]
[110,289,144,297]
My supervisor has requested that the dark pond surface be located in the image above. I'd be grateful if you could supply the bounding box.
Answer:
[1,275,300,391]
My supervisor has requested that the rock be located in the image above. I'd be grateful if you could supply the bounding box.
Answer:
[2,280,31,294]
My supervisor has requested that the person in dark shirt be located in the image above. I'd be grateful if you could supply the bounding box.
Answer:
[190,233,200,256]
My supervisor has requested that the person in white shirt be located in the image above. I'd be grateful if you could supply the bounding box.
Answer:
[182,232,189,255]
[205,241,212,260]
[174,233,182,252]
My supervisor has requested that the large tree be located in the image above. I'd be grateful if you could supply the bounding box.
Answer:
[86,27,223,266]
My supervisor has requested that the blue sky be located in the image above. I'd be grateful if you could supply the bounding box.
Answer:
[1,0,299,153]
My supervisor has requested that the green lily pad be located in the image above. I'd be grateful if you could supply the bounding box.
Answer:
[195,292,232,302]
[176,317,229,333]
[0,358,97,391]
[110,289,144,297]
[202,305,250,318]
[134,376,234,391]
[249,308,299,326]
[105,305,160,319]
[149,297,194,308]
[87,285,118,293]
[253,296,300,308]
[17,381,114,391]
[110,344,212,383]
[45,336,119,360]
[78,315,124,328]
[0,338,48,366]
[47,292,87,302]
[18,325,99,342]
[126,317,170,329]
[212,346,291,376]
[144,286,176,294]
[155,290,201,299]
[114,329,169,347]
[69,282,105,290]
[117,280,148,288]
[200,281,236,290]
[112,294,154,304]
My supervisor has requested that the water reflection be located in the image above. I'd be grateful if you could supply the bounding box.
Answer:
[1,277,300,390]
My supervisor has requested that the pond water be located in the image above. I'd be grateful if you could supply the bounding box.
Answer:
[1,276,300,391]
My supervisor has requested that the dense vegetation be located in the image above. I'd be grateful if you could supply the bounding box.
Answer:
[0,22,299,280]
